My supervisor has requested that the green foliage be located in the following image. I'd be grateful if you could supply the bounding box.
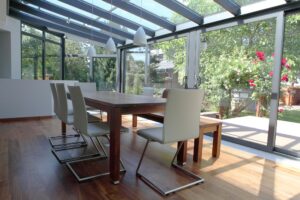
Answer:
[93,58,116,91]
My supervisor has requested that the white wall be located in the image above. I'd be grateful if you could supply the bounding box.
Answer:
[0,79,77,119]
[0,0,21,79]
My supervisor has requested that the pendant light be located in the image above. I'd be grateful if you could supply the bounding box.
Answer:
[87,0,96,58]
[134,0,147,46]
[106,37,116,52]
[105,0,116,52]
[87,45,96,57]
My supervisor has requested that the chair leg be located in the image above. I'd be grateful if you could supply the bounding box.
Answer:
[66,135,126,182]
[136,140,149,175]
[52,135,100,164]
[136,140,204,196]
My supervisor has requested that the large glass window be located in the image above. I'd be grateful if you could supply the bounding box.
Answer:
[64,39,90,82]
[93,57,117,91]
[199,18,276,147]
[21,23,63,80]
[21,34,43,80]
[124,37,187,96]
[275,13,300,156]
[125,47,146,95]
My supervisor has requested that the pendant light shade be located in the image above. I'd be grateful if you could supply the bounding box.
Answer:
[87,45,96,57]
[134,26,147,46]
[105,37,116,52]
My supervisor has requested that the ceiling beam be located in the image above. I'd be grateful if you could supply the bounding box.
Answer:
[214,0,241,16]
[9,9,108,44]
[102,0,176,32]
[154,0,203,24]
[10,1,125,44]
[58,0,155,37]
[22,0,134,40]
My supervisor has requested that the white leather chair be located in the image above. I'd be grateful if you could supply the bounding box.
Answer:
[66,86,126,182]
[49,83,85,150]
[51,83,100,163]
[74,82,103,120]
[136,89,205,196]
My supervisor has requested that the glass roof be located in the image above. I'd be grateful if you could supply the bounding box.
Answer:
[176,0,225,16]
[128,0,189,24]
[12,0,291,45]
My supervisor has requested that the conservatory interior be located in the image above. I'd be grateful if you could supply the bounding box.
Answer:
[0,0,300,199]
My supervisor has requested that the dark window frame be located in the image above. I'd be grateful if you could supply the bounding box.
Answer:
[21,22,65,80]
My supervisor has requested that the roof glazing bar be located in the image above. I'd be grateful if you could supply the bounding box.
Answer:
[23,0,134,40]
[10,1,125,44]
[9,9,108,44]
[214,0,241,16]
[154,0,203,25]
[58,0,155,37]
[102,0,176,31]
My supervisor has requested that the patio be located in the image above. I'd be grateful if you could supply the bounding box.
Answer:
[222,116,300,153]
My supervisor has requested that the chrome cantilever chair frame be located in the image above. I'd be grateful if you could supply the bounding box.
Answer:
[135,89,205,196]
[51,83,100,163]
[66,86,126,182]
[136,141,204,196]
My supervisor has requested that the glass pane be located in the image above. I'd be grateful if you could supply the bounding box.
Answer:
[21,23,42,37]
[21,35,43,80]
[176,0,224,16]
[45,32,61,43]
[148,37,187,96]
[45,42,62,80]
[275,13,300,156]
[125,47,146,95]
[199,18,276,146]
[93,57,117,91]
[129,0,188,24]
[235,0,266,6]
[65,39,89,81]
[112,8,160,30]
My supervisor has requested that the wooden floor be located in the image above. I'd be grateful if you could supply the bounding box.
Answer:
[0,116,300,200]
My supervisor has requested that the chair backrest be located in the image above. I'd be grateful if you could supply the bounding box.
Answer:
[74,82,97,92]
[50,83,59,116]
[163,89,204,144]
[68,86,88,135]
[56,83,69,122]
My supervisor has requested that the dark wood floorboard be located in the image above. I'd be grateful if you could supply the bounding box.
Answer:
[0,116,300,200]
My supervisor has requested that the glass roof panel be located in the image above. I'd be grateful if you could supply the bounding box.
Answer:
[235,0,266,6]
[175,0,225,16]
[129,0,188,24]
[112,8,161,30]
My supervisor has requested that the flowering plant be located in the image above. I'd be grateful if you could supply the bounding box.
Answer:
[248,51,295,116]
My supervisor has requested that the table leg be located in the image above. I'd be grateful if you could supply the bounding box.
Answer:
[109,108,121,184]
[177,141,187,165]
[61,121,66,135]
[193,130,204,162]
[132,114,137,128]
[212,125,222,157]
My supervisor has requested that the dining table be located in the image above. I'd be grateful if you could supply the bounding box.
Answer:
[81,91,166,184]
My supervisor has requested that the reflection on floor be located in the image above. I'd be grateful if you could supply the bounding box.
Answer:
[222,116,300,153]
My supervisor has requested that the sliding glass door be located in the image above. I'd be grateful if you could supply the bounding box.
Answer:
[275,13,300,157]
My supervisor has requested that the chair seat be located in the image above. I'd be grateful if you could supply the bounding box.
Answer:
[137,127,164,144]
[86,122,129,137]
[87,121,110,137]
